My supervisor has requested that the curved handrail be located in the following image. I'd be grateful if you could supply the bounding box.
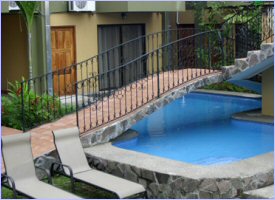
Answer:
[74,29,224,132]
[76,29,222,85]
[23,28,201,83]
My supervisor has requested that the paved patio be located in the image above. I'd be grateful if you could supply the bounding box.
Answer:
[1,68,218,173]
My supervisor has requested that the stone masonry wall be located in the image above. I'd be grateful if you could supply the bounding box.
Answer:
[86,154,274,199]
[34,148,273,199]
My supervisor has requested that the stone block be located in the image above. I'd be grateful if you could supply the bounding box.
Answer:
[148,182,159,197]
[248,53,260,66]
[107,161,117,171]
[199,190,213,198]
[118,163,126,175]
[170,178,184,191]
[159,184,172,197]
[259,52,267,61]
[124,165,138,182]
[156,172,170,184]
[243,177,253,191]
[235,58,248,70]
[138,178,148,188]
[34,155,58,171]
[111,166,124,177]
[261,43,274,55]
[97,159,107,171]
[199,179,218,192]
[231,178,243,190]
[101,125,116,141]
[141,169,156,182]
[183,179,200,193]
[217,180,237,198]
[131,166,141,176]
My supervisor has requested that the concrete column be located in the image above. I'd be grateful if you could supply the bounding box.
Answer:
[44,1,53,95]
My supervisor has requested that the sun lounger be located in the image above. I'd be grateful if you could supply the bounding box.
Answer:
[1,133,81,199]
[52,127,146,198]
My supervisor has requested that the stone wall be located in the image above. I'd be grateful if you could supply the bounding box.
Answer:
[86,154,274,199]
[33,147,273,199]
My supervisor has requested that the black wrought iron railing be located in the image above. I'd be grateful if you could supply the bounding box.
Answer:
[75,30,223,133]
[19,28,200,131]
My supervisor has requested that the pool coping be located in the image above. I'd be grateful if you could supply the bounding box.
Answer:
[84,143,273,180]
[195,89,262,98]
[85,142,273,198]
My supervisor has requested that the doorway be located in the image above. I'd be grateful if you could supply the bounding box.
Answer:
[51,26,76,95]
[98,24,146,90]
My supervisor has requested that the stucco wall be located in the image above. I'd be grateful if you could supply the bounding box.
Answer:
[262,67,274,116]
[50,12,162,81]
[1,14,29,91]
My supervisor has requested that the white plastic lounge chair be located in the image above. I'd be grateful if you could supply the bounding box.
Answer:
[1,133,81,199]
[52,127,146,199]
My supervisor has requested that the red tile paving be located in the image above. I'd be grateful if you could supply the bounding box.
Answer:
[1,69,220,173]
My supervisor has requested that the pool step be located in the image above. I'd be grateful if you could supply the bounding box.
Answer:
[242,185,274,199]
[232,109,274,124]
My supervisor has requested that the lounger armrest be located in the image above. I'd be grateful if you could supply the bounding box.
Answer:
[35,166,52,184]
[1,174,17,199]
[50,161,73,176]
[50,161,75,192]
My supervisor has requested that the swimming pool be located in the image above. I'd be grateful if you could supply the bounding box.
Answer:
[113,92,274,165]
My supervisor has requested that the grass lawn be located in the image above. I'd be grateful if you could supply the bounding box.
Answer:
[202,82,258,94]
[1,175,116,199]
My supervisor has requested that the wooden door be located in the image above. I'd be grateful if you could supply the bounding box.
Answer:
[51,27,76,95]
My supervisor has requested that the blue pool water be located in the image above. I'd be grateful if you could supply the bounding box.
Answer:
[113,93,274,165]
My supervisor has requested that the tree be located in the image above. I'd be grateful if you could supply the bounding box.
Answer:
[15,1,40,82]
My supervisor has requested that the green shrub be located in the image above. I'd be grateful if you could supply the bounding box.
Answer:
[202,82,258,94]
[1,79,74,130]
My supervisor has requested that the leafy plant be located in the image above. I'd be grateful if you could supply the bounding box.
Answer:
[15,1,40,82]
[202,82,258,94]
[1,79,74,130]
[192,2,264,66]
[195,48,210,67]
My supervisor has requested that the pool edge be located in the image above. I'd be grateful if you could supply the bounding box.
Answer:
[85,142,274,198]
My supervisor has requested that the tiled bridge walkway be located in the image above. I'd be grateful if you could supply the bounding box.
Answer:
[1,68,220,172]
